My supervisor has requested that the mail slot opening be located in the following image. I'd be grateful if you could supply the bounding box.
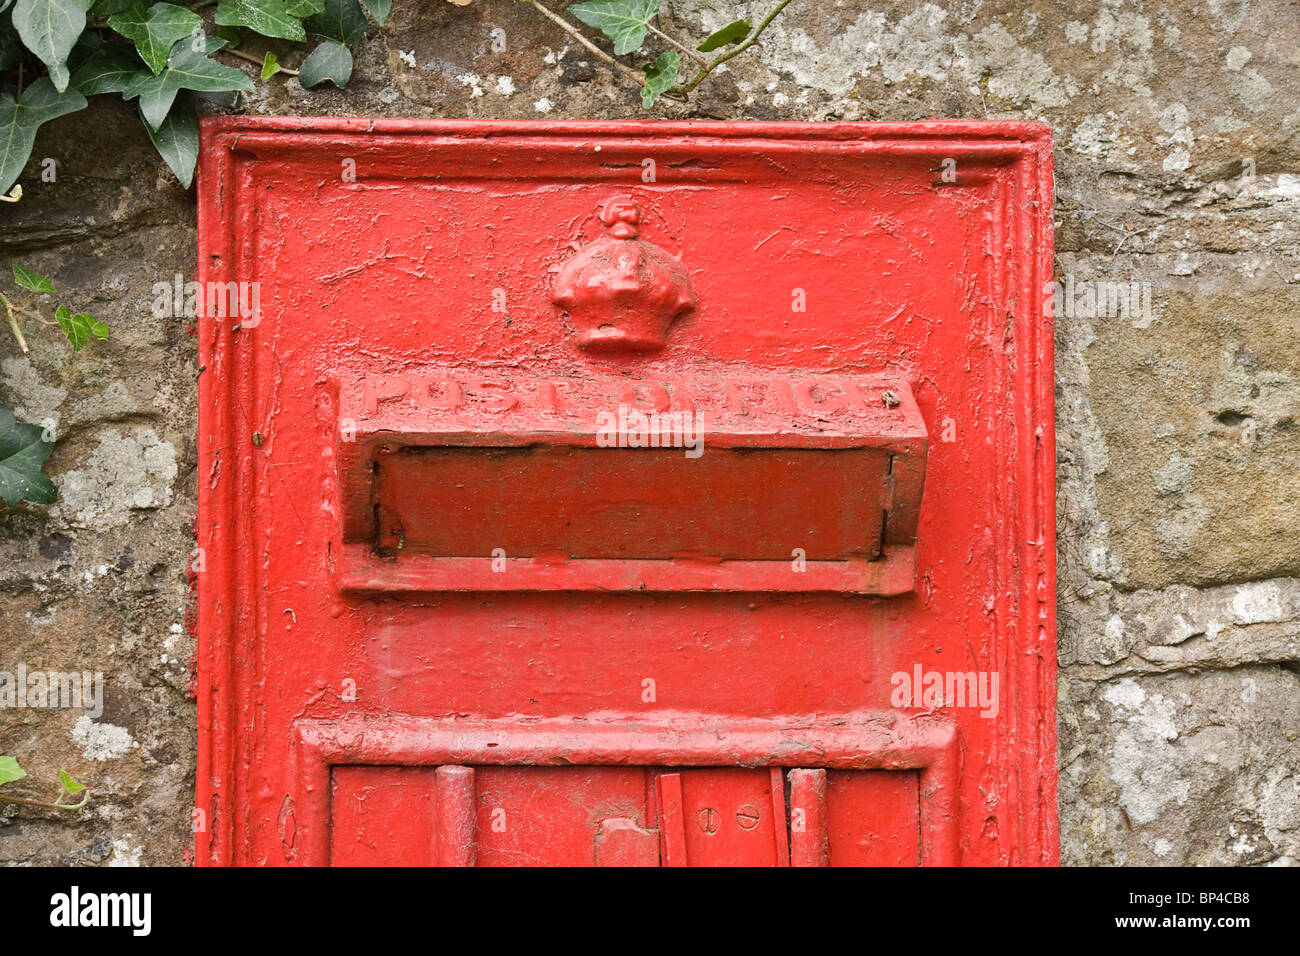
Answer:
[334,370,928,593]
[370,444,895,561]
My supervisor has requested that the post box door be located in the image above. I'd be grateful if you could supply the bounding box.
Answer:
[195,119,1056,866]
[327,764,921,867]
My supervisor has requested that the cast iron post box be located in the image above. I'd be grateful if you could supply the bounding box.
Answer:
[195,119,1056,866]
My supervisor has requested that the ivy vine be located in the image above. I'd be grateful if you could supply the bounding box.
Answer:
[0,755,89,811]
[0,263,103,505]
[0,0,390,199]
[528,0,792,108]
[0,1,792,201]
[0,1,390,506]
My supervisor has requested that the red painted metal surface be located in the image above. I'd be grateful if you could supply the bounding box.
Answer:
[195,119,1056,866]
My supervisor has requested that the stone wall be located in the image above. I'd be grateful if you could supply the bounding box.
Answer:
[1,0,1296,866]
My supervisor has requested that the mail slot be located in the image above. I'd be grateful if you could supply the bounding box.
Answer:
[195,119,1057,866]
[335,369,926,593]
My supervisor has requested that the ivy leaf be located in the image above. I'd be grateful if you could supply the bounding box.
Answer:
[358,0,388,25]
[304,0,365,45]
[65,28,105,77]
[108,1,202,74]
[70,47,149,94]
[55,303,107,350]
[0,77,87,194]
[11,0,93,91]
[0,756,26,786]
[59,769,86,794]
[697,18,749,52]
[0,404,57,506]
[570,0,657,56]
[640,49,677,108]
[124,36,254,130]
[298,37,350,87]
[214,0,306,42]
[12,263,54,293]
[284,0,324,15]
[143,90,196,186]
[260,50,279,78]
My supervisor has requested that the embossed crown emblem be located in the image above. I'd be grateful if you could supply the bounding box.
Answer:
[552,199,696,353]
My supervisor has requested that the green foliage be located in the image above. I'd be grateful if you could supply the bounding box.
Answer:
[0,758,90,809]
[59,768,85,794]
[1,262,107,505]
[305,0,365,45]
[556,0,789,111]
[358,0,387,26]
[298,37,349,87]
[70,47,143,93]
[9,261,108,352]
[0,403,56,505]
[0,755,26,786]
[697,18,749,52]
[570,0,657,56]
[107,1,200,73]
[12,261,53,293]
[11,0,93,92]
[215,0,307,43]
[640,49,676,108]
[0,0,389,193]
[0,0,790,184]
[124,36,252,130]
[54,302,107,349]
[143,87,195,184]
[0,77,85,194]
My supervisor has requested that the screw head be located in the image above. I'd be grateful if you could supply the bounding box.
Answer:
[736,804,760,830]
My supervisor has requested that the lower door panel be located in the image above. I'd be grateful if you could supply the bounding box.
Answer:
[328,764,920,867]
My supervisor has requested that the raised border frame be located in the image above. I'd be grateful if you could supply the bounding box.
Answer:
[289,712,960,866]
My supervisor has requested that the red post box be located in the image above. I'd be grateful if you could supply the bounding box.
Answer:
[196,119,1056,866]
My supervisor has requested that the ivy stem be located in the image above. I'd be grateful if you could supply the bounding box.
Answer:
[672,0,794,96]
[222,47,299,76]
[530,0,646,88]
[0,790,89,810]
[1,295,30,354]
[647,23,708,68]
